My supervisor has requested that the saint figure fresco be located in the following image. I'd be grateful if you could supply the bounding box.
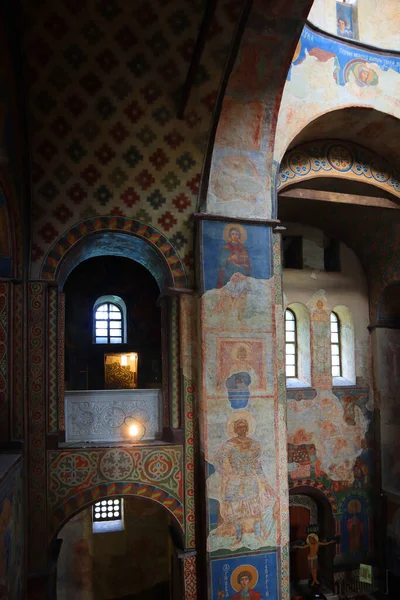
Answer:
[217,225,251,288]
[230,569,261,600]
[211,414,277,551]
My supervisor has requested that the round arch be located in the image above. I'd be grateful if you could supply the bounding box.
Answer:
[39,216,187,291]
[278,139,400,199]
[289,479,338,512]
[49,482,184,542]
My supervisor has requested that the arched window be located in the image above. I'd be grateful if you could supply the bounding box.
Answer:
[93,295,127,344]
[285,309,297,378]
[330,311,342,377]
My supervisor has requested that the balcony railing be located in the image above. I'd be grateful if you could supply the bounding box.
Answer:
[65,389,162,443]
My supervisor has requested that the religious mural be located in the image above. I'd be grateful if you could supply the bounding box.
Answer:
[275,24,400,160]
[201,222,272,293]
[0,459,24,600]
[211,552,278,600]
[309,0,400,51]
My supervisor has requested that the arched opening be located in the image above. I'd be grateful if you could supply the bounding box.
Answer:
[63,256,161,391]
[289,486,335,594]
[56,496,181,600]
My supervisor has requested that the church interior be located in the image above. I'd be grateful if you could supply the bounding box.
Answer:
[1,0,400,598]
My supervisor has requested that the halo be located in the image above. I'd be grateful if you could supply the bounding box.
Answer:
[348,499,361,514]
[231,342,253,362]
[226,410,256,437]
[223,223,247,244]
[353,63,375,85]
[307,533,319,545]
[292,40,301,64]
[230,565,259,592]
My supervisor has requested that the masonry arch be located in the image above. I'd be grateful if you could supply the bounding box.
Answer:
[54,493,183,600]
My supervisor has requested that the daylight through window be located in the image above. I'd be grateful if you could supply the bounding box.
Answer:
[285,309,297,378]
[95,302,123,344]
[330,311,342,377]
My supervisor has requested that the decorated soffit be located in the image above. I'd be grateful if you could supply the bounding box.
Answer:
[22,0,241,281]
[278,140,400,199]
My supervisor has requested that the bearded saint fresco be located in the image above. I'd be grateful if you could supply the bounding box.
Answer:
[217,225,251,288]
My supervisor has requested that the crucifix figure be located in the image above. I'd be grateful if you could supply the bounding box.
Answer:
[292,533,338,586]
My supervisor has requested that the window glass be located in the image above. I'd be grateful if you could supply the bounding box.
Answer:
[95,302,122,344]
[285,309,297,378]
[330,312,342,377]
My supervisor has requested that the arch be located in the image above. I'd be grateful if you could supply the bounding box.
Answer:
[278,140,400,198]
[289,479,338,511]
[39,216,187,291]
[336,489,372,515]
[378,282,400,327]
[49,482,184,542]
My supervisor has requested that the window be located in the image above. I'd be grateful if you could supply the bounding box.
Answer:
[93,295,127,344]
[92,498,124,533]
[330,312,342,377]
[285,309,297,377]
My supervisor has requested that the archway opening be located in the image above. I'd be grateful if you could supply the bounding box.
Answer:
[63,255,161,391]
[289,487,335,594]
[56,495,179,600]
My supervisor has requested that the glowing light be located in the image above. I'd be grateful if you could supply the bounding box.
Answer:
[128,423,139,437]
[121,355,128,366]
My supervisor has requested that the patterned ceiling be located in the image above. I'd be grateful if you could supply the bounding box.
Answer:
[22,0,241,281]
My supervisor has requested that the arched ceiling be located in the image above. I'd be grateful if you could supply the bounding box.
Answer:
[288,107,400,168]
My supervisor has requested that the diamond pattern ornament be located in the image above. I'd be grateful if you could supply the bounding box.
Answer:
[24,0,242,285]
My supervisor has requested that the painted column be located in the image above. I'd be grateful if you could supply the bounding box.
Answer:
[198,220,288,599]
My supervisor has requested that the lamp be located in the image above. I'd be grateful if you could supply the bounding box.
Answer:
[123,416,145,442]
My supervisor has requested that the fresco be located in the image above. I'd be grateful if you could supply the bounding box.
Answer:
[201,221,272,293]
[309,0,400,51]
[275,25,400,160]
[340,496,369,558]
[211,552,279,600]
[336,1,358,41]
[0,458,24,600]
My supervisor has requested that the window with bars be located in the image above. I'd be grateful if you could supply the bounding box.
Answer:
[93,498,122,522]
[330,311,342,377]
[94,301,123,344]
[285,309,297,378]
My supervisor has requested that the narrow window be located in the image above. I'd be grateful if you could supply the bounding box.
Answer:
[95,302,123,344]
[285,309,297,378]
[330,311,342,377]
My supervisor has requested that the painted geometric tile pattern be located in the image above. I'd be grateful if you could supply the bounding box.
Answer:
[48,446,184,526]
[22,0,241,283]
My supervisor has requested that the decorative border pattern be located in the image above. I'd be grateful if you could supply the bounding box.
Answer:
[289,479,338,511]
[170,297,180,429]
[183,554,197,600]
[48,447,184,533]
[12,283,24,439]
[289,494,318,524]
[0,283,9,441]
[278,140,400,198]
[28,282,47,570]
[40,216,187,288]
[184,376,196,549]
[47,286,58,434]
[49,481,184,538]
[336,489,372,516]
[58,292,65,431]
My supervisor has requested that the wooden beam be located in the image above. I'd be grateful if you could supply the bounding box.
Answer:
[178,0,217,119]
[279,187,400,210]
